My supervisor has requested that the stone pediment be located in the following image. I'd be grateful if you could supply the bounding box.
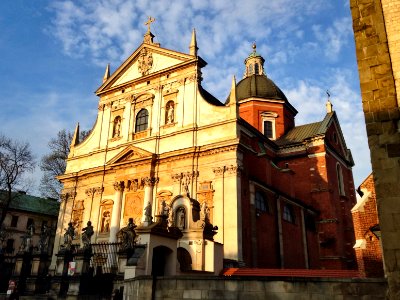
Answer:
[96,43,198,94]
[107,145,154,165]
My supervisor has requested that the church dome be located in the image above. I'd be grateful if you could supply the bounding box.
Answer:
[236,74,288,102]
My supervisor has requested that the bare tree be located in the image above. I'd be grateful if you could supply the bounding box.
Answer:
[39,129,89,199]
[0,134,35,227]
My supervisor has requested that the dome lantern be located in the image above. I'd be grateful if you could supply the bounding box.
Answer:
[244,43,265,78]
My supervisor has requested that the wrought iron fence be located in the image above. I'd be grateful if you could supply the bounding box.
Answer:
[90,242,121,275]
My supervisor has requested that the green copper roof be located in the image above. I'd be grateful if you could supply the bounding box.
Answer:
[276,113,334,146]
[236,74,288,102]
[0,191,60,216]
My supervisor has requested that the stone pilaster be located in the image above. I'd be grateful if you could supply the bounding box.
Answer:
[141,177,158,224]
[109,181,124,243]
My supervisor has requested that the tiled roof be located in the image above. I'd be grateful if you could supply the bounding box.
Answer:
[0,191,60,216]
[221,268,362,278]
[276,113,334,146]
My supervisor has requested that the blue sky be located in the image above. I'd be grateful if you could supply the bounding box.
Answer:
[0,0,370,195]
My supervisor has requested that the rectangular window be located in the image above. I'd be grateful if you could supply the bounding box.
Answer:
[263,120,273,139]
[6,239,14,253]
[283,204,295,223]
[26,218,34,229]
[10,215,19,227]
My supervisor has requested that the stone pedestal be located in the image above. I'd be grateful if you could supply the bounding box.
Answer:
[117,252,127,274]
[14,256,24,276]
[124,265,144,279]
[55,250,74,276]
[24,277,38,295]
[73,251,92,275]
[31,256,41,276]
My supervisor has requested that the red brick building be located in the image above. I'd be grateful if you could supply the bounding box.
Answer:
[228,44,357,269]
[352,174,384,277]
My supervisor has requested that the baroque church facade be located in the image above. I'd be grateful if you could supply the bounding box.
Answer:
[51,24,357,275]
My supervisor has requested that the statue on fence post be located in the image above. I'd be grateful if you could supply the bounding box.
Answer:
[63,222,75,250]
[117,218,137,251]
[81,221,94,250]
[20,223,35,253]
[38,223,50,254]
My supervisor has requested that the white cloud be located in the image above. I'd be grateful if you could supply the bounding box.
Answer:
[47,0,324,67]
[312,17,353,61]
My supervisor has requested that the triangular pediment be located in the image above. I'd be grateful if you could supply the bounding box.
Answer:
[96,43,200,94]
[107,145,154,165]
[323,113,353,165]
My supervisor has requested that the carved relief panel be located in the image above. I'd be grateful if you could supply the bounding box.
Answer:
[197,181,214,224]
[137,48,153,76]
[71,200,84,239]
[123,192,144,225]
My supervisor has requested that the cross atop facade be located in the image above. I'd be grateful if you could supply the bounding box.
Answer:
[145,16,155,33]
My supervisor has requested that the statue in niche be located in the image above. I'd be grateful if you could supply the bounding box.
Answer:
[113,116,121,138]
[117,218,137,251]
[38,223,50,253]
[63,222,75,249]
[176,207,186,230]
[166,102,174,124]
[101,211,111,233]
[144,201,152,223]
[81,221,94,249]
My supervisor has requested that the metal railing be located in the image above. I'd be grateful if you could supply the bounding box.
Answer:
[90,242,121,274]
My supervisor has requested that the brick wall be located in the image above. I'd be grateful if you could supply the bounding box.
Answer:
[352,174,384,277]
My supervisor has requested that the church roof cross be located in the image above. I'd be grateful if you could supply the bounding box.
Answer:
[145,16,155,33]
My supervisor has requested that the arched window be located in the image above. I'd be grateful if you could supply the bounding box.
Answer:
[248,64,254,75]
[283,203,295,223]
[254,63,259,74]
[112,116,122,138]
[255,191,269,213]
[336,163,345,196]
[135,109,149,132]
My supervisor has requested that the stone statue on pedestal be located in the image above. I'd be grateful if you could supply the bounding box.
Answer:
[81,221,94,250]
[117,218,137,251]
[63,222,75,250]
[38,223,50,253]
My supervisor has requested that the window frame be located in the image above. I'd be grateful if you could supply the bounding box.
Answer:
[135,109,149,133]
[255,191,269,213]
[336,163,346,196]
[282,203,295,223]
[261,112,278,140]
[10,215,19,227]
